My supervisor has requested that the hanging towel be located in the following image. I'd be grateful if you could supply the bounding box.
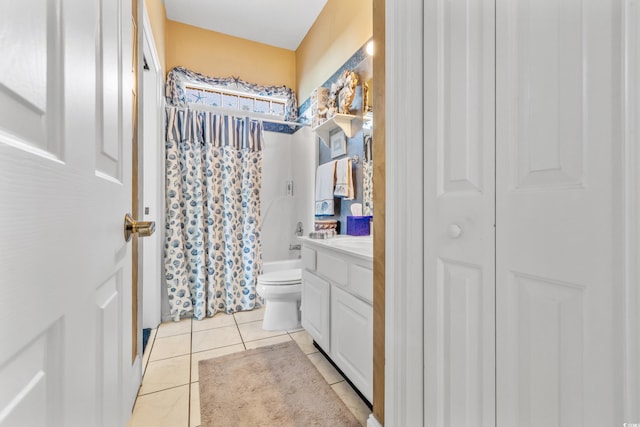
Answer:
[334,158,354,199]
[315,161,337,216]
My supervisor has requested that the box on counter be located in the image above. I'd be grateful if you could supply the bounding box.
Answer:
[346,216,373,236]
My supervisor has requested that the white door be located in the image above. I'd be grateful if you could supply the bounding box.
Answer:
[496,0,626,425]
[0,0,138,425]
[420,0,633,426]
[423,0,496,425]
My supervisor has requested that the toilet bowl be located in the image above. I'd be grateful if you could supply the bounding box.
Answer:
[256,268,302,331]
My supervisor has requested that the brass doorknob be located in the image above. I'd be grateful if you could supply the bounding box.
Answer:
[124,213,156,242]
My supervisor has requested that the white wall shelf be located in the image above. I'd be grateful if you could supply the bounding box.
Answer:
[313,113,363,147]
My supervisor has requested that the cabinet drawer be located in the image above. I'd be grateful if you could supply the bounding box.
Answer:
[301,246,316,271]
[316,251,348,286]
[349,264,373,303]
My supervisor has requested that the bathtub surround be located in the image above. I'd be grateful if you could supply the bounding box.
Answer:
[199,341,360,426]
[164,106,264,320]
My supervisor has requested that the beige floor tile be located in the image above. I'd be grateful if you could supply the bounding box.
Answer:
[127,385,189,427]
[192,325,242,353]
[140,355,190,395]
[190,344,245,382]
[331,381,371,426]
[307,352,344,385]
[150,334,191,362]
[156,318,192,338]
[190,382,200,427]
[244,334,292,350]
[142,328,157,375]
[289,330,317,354]
[233,307,265,324]
[237,320,286,342]
[191,313,236,332]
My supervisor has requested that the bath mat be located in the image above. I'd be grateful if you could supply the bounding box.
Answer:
[198,341,361,427]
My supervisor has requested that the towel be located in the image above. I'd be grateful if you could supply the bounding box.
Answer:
[315,161,337,216]
[334,158,354,199]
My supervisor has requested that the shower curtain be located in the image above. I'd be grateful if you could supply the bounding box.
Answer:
[164,106,264,320]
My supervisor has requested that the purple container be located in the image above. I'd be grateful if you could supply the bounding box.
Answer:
[346,216,373,236]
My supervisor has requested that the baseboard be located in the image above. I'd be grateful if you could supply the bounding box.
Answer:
[367,413,383,427]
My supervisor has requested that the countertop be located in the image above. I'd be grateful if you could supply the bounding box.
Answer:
[298,235,373,262]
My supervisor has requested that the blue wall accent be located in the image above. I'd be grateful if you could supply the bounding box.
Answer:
[263,122,300,134]
[318,129,365,234]
[298,41,370,118]
[307,41,372,234]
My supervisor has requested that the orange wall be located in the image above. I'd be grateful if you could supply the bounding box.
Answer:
[295,0,373,101]
[143,0,167,71]
[143,1,371,105]
[165,20,296,89]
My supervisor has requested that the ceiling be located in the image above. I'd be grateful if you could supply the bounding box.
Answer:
[163,0,329,51]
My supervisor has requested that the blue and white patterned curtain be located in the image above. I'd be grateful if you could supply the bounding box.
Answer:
[164,106,264,320]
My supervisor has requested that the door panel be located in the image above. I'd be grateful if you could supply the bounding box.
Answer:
[0,0,136,425]
[301,270,331,351]
[331,286,373,401]
[0,0,62,157]
[424,0,496,426]
[507,0,585,190]
[496,0,623,425]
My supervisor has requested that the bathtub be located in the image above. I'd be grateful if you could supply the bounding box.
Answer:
[262,258,302,274]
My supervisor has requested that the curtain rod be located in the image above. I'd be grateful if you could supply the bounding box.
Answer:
[184,103,309,128]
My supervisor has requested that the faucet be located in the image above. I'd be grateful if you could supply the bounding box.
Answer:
[295,221,304,236]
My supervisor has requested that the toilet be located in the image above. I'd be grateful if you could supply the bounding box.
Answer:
[256,268,302,331]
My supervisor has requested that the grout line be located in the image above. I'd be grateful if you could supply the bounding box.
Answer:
[148,349,193,363]
[135,383,190,398]
[233,312,247,350]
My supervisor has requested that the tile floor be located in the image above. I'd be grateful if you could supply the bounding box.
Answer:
[126,307,371,427]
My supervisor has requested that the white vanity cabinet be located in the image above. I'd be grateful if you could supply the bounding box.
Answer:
[299,236,373,402]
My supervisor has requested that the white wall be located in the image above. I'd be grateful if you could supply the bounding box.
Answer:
[260,128,316,263]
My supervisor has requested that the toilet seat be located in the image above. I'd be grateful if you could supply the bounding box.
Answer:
[257,269,301,285]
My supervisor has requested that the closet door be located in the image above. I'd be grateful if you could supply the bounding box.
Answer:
[423,0,496,425]
[496,0,624,425]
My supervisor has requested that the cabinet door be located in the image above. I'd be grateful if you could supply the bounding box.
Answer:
[331,286,373,401]
[301,270,331,351]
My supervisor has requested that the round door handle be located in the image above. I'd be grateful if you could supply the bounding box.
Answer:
[448,223,463,239]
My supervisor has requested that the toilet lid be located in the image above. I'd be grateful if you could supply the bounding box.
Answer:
[258,269,302,285]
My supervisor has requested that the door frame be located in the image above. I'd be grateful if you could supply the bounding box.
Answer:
[383,0,424,426]
[140,2,165,332]
[623,2,640,420]
[384,1,640,425]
